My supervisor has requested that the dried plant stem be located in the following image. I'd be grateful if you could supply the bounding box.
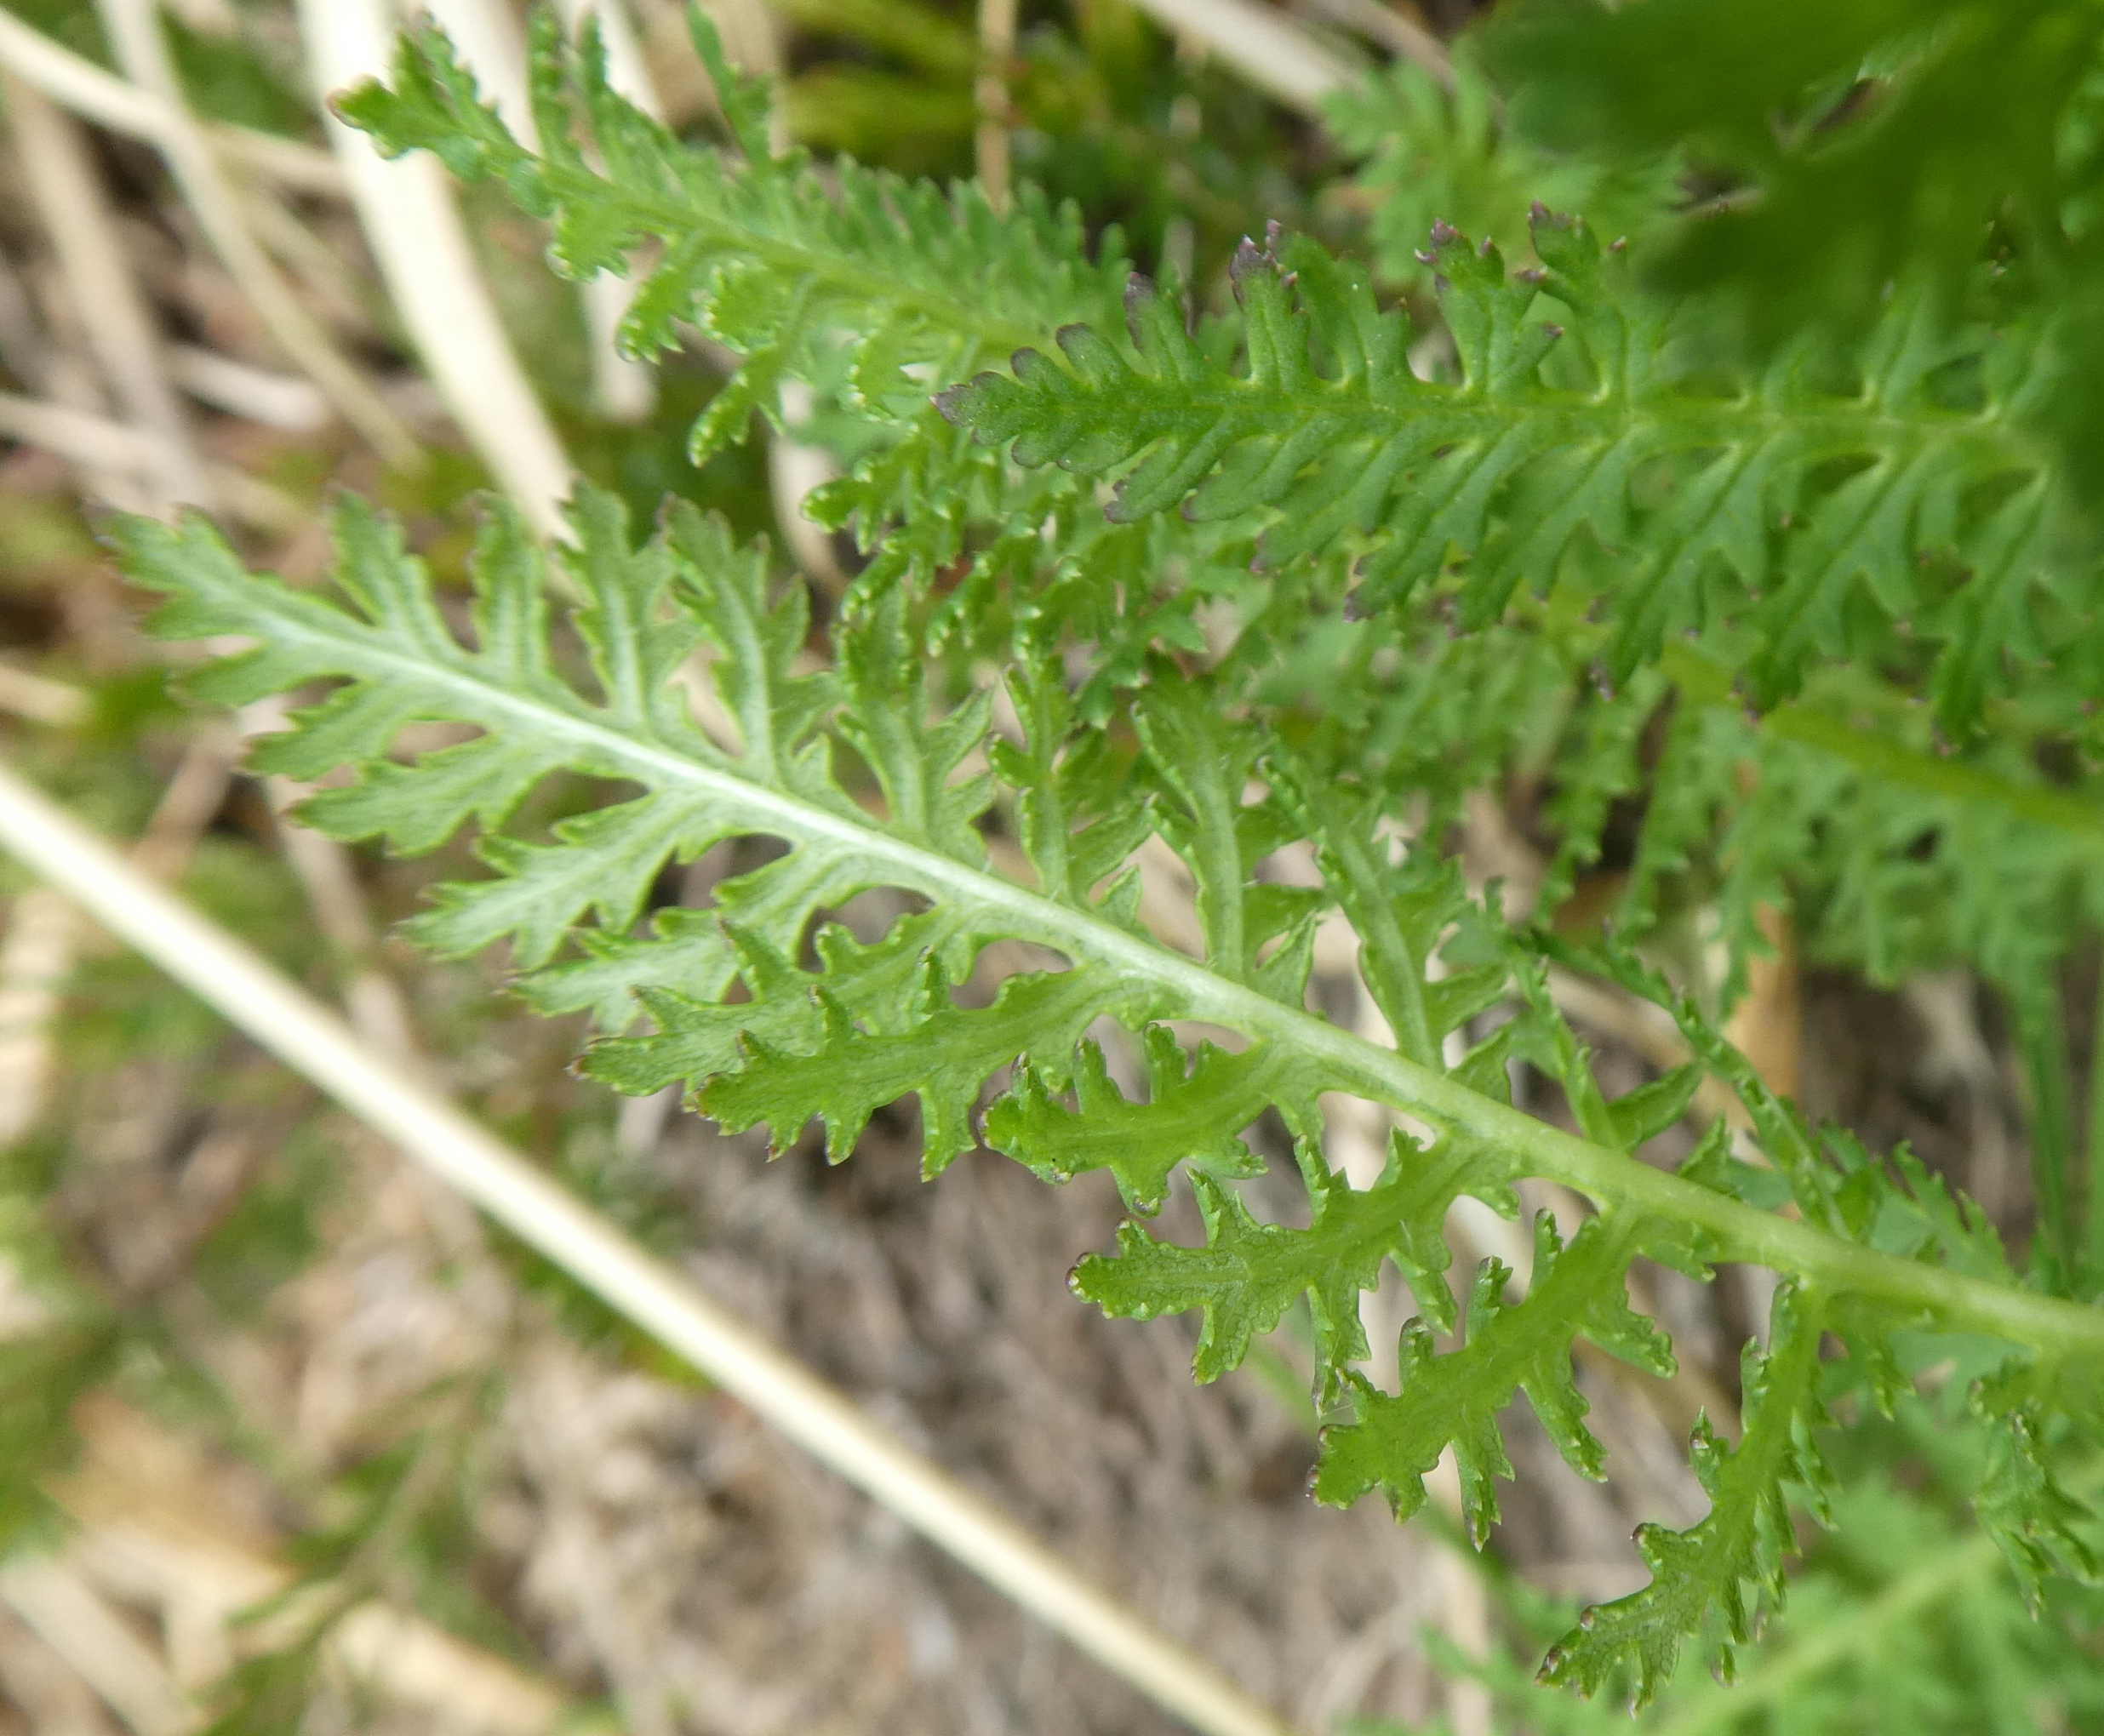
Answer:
[95,0,419,466]
[0,84,153,518]
[432,0,656,422]
[0,10,342,193]
[6,60,417,1128]
[0,1557,189,1736]
[0,757,1301,1736]
[5,76,208,506]
[294,0,575,540]
[0,82,214,1161]
[975,0,1019,213]
[0,888,76,1151]
[1301,0,1453,87]
[1121,0,1354,114]
[63,1402,572,1730]
[0,393,300,531]
[0,664,89,729]
[164,345,328,432]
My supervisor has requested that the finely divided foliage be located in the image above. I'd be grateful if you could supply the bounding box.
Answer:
[334,9,1126,591]
[124,3,2104,1713]
[939,209,2067,731]
[123,486,2104,1702]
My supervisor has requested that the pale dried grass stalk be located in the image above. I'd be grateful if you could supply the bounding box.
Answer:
[0,393,302,531]
[0,665,89,730]
[96,0,420,465]
[165,345,329,431]
[431,0,657,422]
[1302,0,1454,87]
[0,1556,189,1736]
[0,10,342,192]
[64,1398,575,1733]
[295,0,575,540]
[0,888,77,1152]
[1121,0,1356,115]
[0,760,1301,1736]
[5,75,209,506]
[975,0,1020,213]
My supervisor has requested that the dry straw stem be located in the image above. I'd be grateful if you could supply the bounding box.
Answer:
[0,887,75,1151]
[975,0,1020,212]
[0,665,89,730]
[0,1556,190,1736]
[0,10,342,193]
[1121,0,1356,114]
[164,345,329,432]
[5,74,209,507]
[0,757,1301,1736]
[0,394,300,532]
[413,0,655,425]
[93,0,419,468]
[551,0,661,420]
[294,0,575,539]
[3,57,415,1122]
[60,1403,575,1732]
[0,71,214,1162]
[1302,0,1454,87]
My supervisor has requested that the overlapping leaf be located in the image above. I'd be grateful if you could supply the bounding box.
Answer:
[1482,0,2099,357]
[941,208,2075,728]
[337,9,1127,589]
[1325,47,1675,288]
[1313,1211,1674,1545]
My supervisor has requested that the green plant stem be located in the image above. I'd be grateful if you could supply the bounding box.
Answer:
[1762,705,2104,847]
[2085,959,2104,1287]
[1661,642,2104,852]
[2011,971,2078,1291]
[208,586,2104,1363]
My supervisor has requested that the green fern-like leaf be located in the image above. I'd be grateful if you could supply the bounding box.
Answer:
[940,208,2073,728]
[1073,1132,1501,1389]
[1314,1210,1675,1546]
[334,9,1126,591]
[1540,1285,1833,1705]
[121,487,2104,1699]
[1325,47,1675,286]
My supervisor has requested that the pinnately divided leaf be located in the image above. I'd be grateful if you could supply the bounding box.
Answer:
[1313,1210,1676,1548]
[334,8,1128,589]
[1539,1284,1834,1705]
[122,489,2104,1699]
[940,208,2076,728]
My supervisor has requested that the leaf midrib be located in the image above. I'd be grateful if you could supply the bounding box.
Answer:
[1047,373,2040,477]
